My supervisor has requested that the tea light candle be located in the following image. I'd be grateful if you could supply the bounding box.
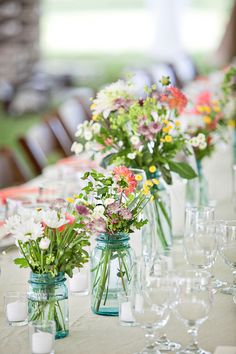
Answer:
[6,300,28,322]
[135,294,144,312]
[120,301,134,322]
[32,332,53,354]
[69,272,88,292]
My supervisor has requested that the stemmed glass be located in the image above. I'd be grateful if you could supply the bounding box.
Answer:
[184,206,215,240]
[173,270,213,354]
[132,270,177,354]
[150,250,181,352]
[218,220,236,295]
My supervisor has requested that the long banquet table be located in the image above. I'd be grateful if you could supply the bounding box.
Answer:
[0,144,236,354]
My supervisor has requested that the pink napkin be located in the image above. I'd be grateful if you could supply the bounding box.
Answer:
[0,187,39,205]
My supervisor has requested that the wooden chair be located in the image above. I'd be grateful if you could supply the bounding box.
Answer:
[57,98,88,141]
[0,147,28,188]
[18,115,72,175]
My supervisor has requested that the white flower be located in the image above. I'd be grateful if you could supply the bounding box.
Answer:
[13,219,44,244]
[104,198,115,206]
[71,142,83,154]
[151,111,159,121]
[41,210,68,229]
[127,152,136,160]
[1,215,20,236]
[189,137,199,147]
[130,136,140,146]
[118,141,124,147]
[39,237,51,250]
[93,205,105,214]
[92,123,101,134]
[199,142,207,150]
[197,133,206,142]
[92,80,135,117]
[85,141,93,151]
[84,130,93,141]
[75,125,83,137]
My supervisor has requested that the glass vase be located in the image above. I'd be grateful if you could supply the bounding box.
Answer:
[196,159,208,206]
[91,233,135,316]
[146,171,172,251]
[28,272,69,339]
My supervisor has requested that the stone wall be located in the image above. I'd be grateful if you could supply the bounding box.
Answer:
[0,0,40,85]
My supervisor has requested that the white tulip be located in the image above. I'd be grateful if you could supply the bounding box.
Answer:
[198,133,206,142]
[39,237,51,250]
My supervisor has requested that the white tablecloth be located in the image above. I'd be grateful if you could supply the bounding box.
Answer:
[0,144,236,354]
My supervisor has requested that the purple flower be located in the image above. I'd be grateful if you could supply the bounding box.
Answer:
[107,202,120,214]
[138,124,150,136]
[89,217,106,234]
[119,208,132,220]
[76,204,89,216]
[149,121,162,134]
[113,98,134,111]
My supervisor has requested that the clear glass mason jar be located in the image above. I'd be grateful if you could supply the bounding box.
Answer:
[196,159,209,206]
[28,272,69,339]
[146,170,172,251]
[91,233,136,316]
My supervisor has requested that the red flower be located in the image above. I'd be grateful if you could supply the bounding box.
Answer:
[196,91,211,106]
[113,166,137,196]
[160,86,188,114]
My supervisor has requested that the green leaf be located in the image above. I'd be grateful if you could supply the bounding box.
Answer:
[168,161,197,180]
[158,165,172,185]
[14,258,29,268]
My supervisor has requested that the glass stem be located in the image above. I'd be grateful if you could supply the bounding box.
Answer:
[145,328,156,349]
[232,269,236,286]
[187,326,200,351]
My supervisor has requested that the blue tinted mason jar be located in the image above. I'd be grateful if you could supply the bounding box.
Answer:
[28,272,69,339]
[91,233,135,316]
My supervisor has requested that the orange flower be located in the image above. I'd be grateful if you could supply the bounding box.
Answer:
[113,166,137,196]
[159,87,188,114]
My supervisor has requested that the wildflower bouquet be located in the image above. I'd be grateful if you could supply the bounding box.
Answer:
[72,78,197,250]
[2,203,90,334]
[186,90,227,162]
[72,77,196,184]
[72,166,152,314]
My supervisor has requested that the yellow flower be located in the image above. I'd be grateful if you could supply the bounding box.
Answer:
[143,186,150,195]
[204,106,211,114]
[163,125,172,133]
[90,103,96,110]
[149,165,157,173]
[66,197,75,203]
[92,114,99,121]
[213,105,220,113]
[165,135,173,142]
[135,174,143,181]
[145,180,153,187]
[228,119,235,128]
[152,179,159,185]
[175,120,181,127]
[150,195,155,201]
[163,119,169,125]
[196,105,204,113]
[203,116,211,124]
[160,138,165,143]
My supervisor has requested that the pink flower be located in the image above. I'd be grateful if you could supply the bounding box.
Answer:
[113,166,137,196]
[107,202,120,214]
[76,204,89,216]
[104,137,113,146]
[89,217,106,234]
[149,121,162,134]
[119,208,132,220]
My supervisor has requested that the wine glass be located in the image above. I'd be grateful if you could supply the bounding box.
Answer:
[150,249,181,352]
[173,270,213,354]
[218,220,236,295]
[132,272,176,354]
[184,206,215,240]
